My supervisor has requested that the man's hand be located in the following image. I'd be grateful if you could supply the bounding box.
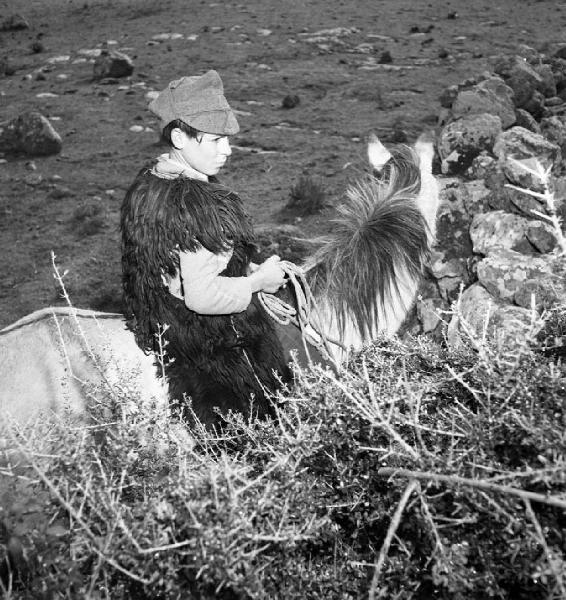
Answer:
[249,255,286,293]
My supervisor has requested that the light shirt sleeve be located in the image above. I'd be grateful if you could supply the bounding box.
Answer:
[167,247,253,315]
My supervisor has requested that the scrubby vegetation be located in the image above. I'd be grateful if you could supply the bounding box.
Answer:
[1,309,565,599]
[285,175,326,216]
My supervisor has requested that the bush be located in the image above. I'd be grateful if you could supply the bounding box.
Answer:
[69,201,106,236]
[286,176,326,216]
[1,311,565,598]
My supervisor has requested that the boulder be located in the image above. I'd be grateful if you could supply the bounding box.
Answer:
[514,276,565,310]
[447,282,541,351]
[516,44,542,64]
[439,113,503,175]
[492,55,544,108]
[430,252,469,302]
[416,297,445,334]
[548,57,566,97]
[0,112,62,157]
[540,116,566,152]
[525,220,558,253]
[514,108,541,134]
[493,126,561,191]
[93,50,134,80]
[446,282,500,346]
[534,63,557,98]
[467,153,498,180]
[435,179,474,257]
[470,211,531,255]
[450,76,516,129]
[476,248,553,301]
[521,90,545,120]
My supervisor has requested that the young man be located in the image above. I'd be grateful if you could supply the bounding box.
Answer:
[121,70,290,427]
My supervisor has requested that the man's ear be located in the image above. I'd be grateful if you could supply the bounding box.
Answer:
[170,127,187,149]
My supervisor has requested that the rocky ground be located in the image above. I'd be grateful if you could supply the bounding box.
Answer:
[1,0,565,329]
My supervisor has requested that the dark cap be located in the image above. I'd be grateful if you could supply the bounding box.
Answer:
[149,70,239,135]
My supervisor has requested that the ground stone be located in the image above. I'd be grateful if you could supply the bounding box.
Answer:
[0,14,29,31]
[0,112,62,157]
[93,50,134,79]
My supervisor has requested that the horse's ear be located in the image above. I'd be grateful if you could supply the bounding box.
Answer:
[413,131,436,174]
[367,133,392,171]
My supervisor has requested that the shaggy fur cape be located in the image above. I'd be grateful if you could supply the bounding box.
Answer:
[121,167,290,426]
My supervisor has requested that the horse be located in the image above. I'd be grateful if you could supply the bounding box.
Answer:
[0,134,439,429]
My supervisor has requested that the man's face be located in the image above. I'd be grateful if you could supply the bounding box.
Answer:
[174,130,232,176]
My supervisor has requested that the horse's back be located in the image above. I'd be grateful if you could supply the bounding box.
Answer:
[0,308,163,427]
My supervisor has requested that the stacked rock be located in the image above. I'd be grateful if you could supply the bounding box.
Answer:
[418,44,566,351]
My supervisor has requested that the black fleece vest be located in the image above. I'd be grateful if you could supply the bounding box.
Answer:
[121,167,290,426]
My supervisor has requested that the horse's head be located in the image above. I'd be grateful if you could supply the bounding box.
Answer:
[304,133,441,358]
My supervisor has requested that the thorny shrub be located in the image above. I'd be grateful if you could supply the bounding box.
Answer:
[1,310,565,599]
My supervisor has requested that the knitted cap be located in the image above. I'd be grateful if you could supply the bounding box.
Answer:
[149,70,239,135]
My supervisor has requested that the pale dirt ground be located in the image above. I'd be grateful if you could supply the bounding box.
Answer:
[0,0,564,328]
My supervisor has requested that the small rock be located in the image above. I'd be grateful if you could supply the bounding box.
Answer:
[0,111,63,156]
[281,94,300,109]
[129,125,144,132]
[46,55,70,64]
[77,48,103,58]
[0,14,29,31]
[93,50,134,80]
[545,96,564,107]
[439,84,459,109]
[30,40,45,54]
[447,11,458,19]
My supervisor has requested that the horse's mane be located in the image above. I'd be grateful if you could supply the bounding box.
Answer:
[305,145,430,339]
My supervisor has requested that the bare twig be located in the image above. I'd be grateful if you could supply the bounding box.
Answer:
[378,468,566,510]
[524,499,566,597]
[368,479,418,600]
